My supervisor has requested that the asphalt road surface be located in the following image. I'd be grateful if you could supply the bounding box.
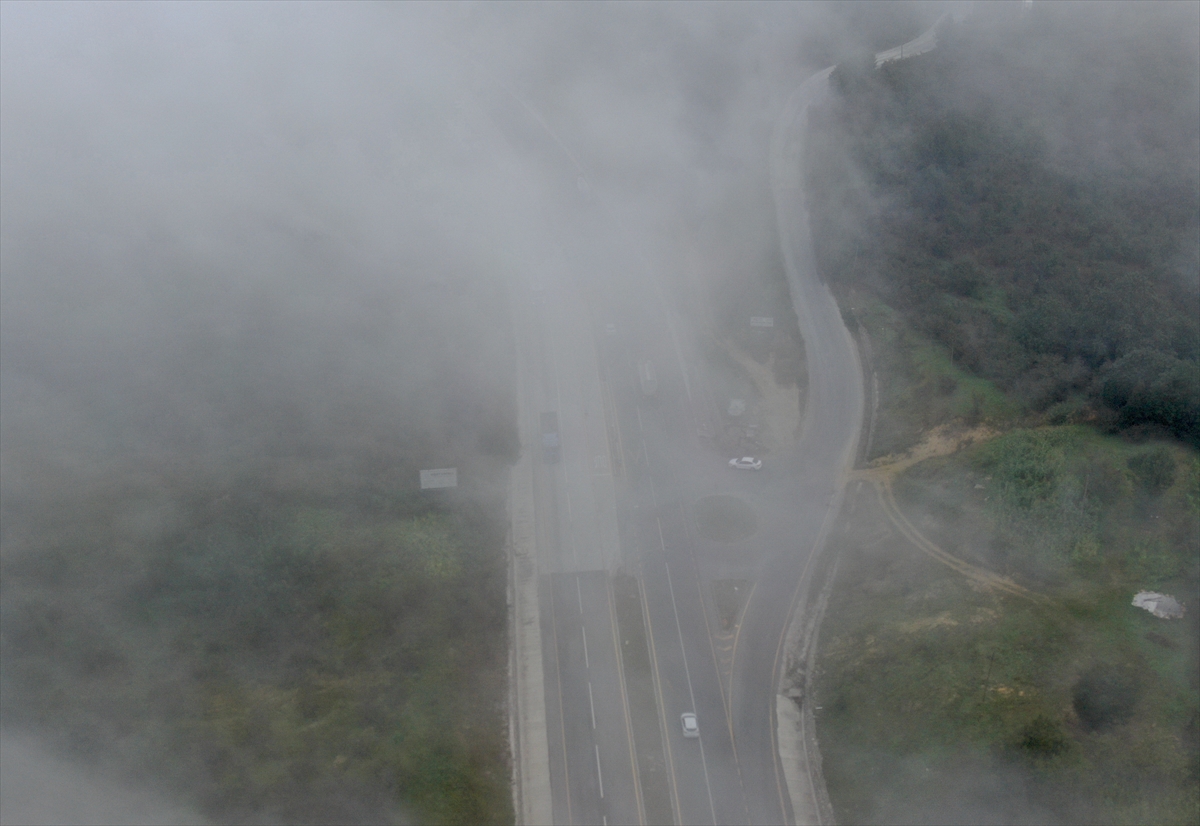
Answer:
[501,57,862,826]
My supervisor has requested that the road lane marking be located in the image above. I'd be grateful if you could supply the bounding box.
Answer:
[665,467,751,822]
[547,579,575,826]
[636,409,653,473]
[693,563,735,753]
[697,738,718,826]
[582,626,590,669]
[557,454,579,568]
[602,361,627,480]
[607,575,647,825]
[722,580,757,764]
[662,307,693,403]
[641,570,683,824]
[589,682,596,729]
[665,558,718,826]
[595,744,605,798]
[577,576,584,614]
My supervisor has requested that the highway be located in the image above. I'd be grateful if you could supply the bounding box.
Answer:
[496,20,958,821]
[509,118,864,817]
[502,77,859,824]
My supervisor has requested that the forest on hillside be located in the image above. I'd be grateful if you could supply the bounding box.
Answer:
[806,2,1200,448]
[806,6,1200,824]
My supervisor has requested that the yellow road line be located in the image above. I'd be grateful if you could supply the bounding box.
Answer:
[640,575,682,825]
[725,580,756,756]
[694,573,734,742]
[607,575,646,826]
[546,579,575,825]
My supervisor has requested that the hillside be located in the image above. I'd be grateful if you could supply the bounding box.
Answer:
[0,267,519,825]
[805,5,1200,824]
[806,2,1200,456]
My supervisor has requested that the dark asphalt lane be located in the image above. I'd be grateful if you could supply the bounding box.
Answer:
[512,55,860,824]
[543,572,641,826]
[586,105,864,817]
[606,320,759,826]
[476,22,939,822]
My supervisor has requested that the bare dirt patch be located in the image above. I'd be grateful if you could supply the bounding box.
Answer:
[863,423,1000,480]
[725,342,803,452]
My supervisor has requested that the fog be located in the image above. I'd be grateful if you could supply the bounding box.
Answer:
[2,1,1193,824]
[0,1,918,484]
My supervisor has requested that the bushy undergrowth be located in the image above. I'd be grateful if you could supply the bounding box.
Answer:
[808,8,1198,822]
[854,298,1015,458]
[807,5,1200,450]
[817,429,1199,824]
[896,427,1199,629]
[1,476,513,825]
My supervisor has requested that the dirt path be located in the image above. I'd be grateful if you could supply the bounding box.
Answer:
[860,423,1000,480]
[852,424,1052,606]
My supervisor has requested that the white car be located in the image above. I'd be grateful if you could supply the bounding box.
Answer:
[681,712,699,738]
[729,456,762,471]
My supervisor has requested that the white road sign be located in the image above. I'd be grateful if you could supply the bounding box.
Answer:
[420,468,458,489]
[750,316,774,327]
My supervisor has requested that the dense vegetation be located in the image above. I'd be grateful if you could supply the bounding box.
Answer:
[1,264,519,824]
[4,485,511,824]
[805,5,1200,824]
[817,429,1199,824]
[807,4,1200,453]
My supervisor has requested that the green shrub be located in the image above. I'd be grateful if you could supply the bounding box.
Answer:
[1127,447,1177,494]
[1020,714,1069,757]
[1072,664,1141,732]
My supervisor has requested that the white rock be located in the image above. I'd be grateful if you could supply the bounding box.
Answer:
[1132,591,1184,619]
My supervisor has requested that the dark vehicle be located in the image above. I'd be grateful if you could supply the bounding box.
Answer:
[541,412,560,463]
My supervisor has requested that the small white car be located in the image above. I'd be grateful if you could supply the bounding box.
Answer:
[729,456,762,471]
[681,712,699,738]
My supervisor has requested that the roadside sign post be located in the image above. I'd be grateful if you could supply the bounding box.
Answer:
[420,468,458,490]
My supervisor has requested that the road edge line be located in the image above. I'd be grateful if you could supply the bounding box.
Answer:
[510,290,554,826]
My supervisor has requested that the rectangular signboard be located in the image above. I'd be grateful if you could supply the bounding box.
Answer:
[420,468,458,489]
[750,316,774,327]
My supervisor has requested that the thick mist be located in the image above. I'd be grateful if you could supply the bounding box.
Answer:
[0,1,936,490]
[2,2,945,822]
[5,1,1195,823]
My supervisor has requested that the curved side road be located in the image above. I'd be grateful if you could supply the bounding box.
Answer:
[768,16,950,825]
[768,63,863,826]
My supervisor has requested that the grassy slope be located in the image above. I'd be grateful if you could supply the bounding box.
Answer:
[2,476,515,825]
[817,432,1199,824]
[805,8,1200,823]
[0,274,519,824]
